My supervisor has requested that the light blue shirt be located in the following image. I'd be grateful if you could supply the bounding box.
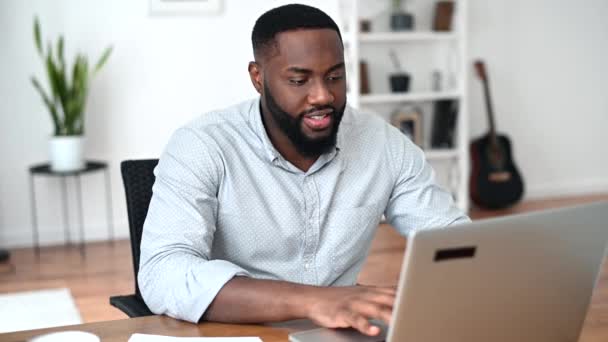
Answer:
[139,98,469,322]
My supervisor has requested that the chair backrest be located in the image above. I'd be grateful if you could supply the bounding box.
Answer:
[120,159,159,298]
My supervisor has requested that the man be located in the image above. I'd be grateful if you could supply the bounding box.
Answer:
[139,4,469,336]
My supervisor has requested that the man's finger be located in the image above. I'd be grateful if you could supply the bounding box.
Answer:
[348,313,380,336]
[351,300,393,324]
[359,285,397,296]
[359,291,396,308]
[375,286,398,294]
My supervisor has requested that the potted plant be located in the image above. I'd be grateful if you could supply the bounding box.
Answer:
[388,49,411,93]
[30,17,112,172]
[390,0,415,31]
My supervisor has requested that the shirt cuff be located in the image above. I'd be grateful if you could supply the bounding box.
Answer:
[179,259,251,323]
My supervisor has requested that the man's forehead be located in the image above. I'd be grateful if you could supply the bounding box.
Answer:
[274,28,341,50]
[266,28,343,68]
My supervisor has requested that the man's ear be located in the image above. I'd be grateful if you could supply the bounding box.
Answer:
[248,61,263,94]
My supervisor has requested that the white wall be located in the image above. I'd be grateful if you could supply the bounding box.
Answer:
[468,0,608,198]
[1,0,607,247]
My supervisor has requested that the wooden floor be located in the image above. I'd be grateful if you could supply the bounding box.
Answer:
[1,194,608,336]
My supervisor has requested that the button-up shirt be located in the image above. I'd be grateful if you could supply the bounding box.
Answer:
[139,98,470,322]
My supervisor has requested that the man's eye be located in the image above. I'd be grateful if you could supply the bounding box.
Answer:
[327,75,344,82]
[289,79,306,86]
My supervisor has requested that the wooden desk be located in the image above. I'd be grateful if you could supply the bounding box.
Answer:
[0,316,292,342]
[2,306,608,342]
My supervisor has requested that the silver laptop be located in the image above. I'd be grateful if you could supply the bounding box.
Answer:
[289,202,608,342]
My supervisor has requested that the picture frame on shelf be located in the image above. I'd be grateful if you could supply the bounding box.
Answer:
[149,0,222,15]
[391,107,422,147]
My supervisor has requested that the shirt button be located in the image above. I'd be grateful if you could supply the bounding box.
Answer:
[304,263,310,270]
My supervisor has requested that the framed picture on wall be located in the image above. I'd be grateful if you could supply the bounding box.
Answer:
[149,0,222,15]
[391,108,422,146]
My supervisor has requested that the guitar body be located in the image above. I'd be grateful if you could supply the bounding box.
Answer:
[470,133,524,209]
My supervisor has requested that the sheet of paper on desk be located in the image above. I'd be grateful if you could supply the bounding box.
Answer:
[129,334,262,342]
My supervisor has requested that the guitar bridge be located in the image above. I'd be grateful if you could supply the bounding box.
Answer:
[488,171,512,183]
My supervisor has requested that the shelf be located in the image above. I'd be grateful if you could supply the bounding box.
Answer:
[424,149,459,160]
[356,32,457,44]
[359,91,461,104]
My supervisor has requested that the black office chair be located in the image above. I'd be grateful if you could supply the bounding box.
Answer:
[109,159,159,317]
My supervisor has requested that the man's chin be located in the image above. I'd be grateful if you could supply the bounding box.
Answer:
[302,130,333,141]
[294,133,337,156]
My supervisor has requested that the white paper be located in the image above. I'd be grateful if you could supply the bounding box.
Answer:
[128,334,262,342]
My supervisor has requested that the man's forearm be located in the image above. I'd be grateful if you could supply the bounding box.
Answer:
[202,276,318,323]
[202,276,396,336]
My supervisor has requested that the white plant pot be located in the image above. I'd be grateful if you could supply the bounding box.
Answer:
[49,136,85,172]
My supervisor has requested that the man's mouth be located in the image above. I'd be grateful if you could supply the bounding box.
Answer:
[302,108,334,131]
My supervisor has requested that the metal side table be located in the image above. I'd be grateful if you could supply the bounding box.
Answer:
[28,161,115,257]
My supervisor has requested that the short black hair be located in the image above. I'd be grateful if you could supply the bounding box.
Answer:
[252,4,342,60]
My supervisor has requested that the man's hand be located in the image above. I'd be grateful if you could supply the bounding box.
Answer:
[306,285,396,336]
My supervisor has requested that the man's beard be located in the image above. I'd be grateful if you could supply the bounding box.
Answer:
[263,81,345,158]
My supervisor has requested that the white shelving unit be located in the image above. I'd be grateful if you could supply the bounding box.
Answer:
[340,0,469,211]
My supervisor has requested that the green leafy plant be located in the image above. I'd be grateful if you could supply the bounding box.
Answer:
[31,17,112,136]
[392,0,403,11]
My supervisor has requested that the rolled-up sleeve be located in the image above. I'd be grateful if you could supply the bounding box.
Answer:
[138,127,250,323]
[384,128,470,235]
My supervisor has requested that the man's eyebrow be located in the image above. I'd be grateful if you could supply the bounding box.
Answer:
[285,62,345,75]
[326,62,345,73]
[286,66,313,74]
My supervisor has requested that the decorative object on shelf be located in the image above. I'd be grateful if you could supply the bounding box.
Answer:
[431,100,458,148]
[390,0,415,31]
[359,61,371,94]
[431,71,458,148]
[431,70,443,91]
[389,50,410,92]
[470,60,524,209]
[359,19,371,32]
[391,106,422,146]
[390,74,410,92]
[433,1,455,31]
[149,0,222,16]
[31,17,112,172]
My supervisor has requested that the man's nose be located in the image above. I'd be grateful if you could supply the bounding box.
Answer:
[308,79,334,106]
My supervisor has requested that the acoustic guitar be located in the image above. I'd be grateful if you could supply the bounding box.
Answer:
[469,60,524,209]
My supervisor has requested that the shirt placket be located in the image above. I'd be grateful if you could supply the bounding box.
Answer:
[302,174,320,285]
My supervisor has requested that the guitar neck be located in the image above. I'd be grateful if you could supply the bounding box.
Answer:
[481,80,497,139]
[476,60,498,144]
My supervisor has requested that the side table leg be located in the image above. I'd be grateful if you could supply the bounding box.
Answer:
[104,169,115,245]
[60,176,71,245]
[75,175,86,258]
[28,174,40,258]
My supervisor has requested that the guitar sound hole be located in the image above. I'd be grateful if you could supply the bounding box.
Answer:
[485,143,505,170]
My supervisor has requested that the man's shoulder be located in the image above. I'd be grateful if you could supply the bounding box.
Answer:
[183,98,257,134]
[342,106,400,142]
[165,99,258,154]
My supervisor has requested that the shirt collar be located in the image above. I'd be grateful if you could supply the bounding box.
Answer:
[249,98,280,162]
